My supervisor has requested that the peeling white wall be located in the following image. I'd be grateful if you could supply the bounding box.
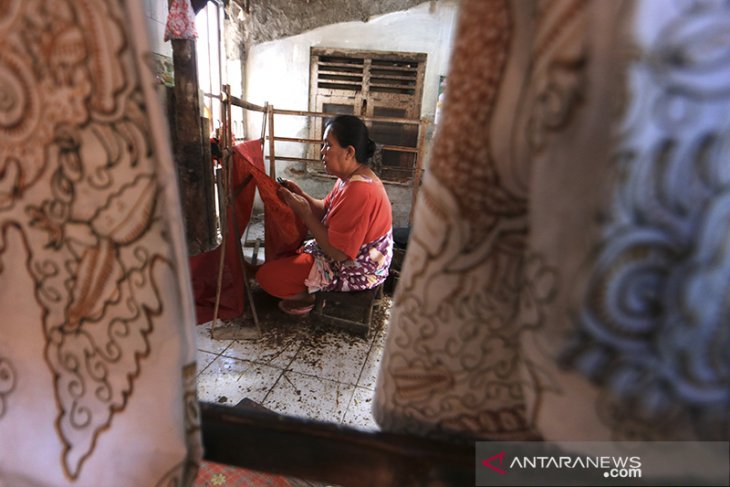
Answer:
[244,1,460,226]
[144,0,172,57]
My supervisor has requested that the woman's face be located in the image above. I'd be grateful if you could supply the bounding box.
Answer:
[320,126,350,177]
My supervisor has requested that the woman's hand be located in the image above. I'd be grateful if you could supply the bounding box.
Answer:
[277,178,326,221]
[278,178,305,197]
[278,186,311,219]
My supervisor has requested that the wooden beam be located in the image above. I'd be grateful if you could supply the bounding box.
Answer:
[200,402,474,487]
[267,106,277,179]
[409,118,429,225]
[272,108,421,125]
[171,38,217,255]
[269,136,322,144]
[273,156,321,163]
[227,94,267,113]
[266,136,417,154]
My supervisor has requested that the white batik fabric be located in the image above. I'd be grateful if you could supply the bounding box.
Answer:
[374,0,729,443]
[0,1,201,486]
[373,0,537,440]
[521,0,730,442]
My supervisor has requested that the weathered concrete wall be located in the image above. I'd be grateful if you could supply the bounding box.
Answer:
[144,0,172,57]
[224,2,247,100]
[146,1,436,59]
[238,0,433,47]
[244,1,460,227]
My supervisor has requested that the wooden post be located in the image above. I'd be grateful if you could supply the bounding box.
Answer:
[267,105,277,179]
[170,38,217,255]
[409,118,429,225]
[260,102,269,151]
[224,85,233,147]
[200,402,475,487]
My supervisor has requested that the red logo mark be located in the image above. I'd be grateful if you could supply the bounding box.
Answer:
[482,451,507,475]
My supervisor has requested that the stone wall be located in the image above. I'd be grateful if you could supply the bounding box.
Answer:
[231,0,432,47]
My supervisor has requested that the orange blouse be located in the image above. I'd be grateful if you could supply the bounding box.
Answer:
[323,175,392,260]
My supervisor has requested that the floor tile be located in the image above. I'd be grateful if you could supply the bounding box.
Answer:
[222,328,302,369]
[342,386,379,431]
[287,330,372,386]
[356,341,385,390]
[196,350,218,375]
[367,298,392,343]
[198,355,283,406]
[372,322,390,349]
[262,371,354,423]
[193,274,395,431]
[195,321,233,355]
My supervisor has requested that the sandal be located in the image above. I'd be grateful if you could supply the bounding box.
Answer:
[278,299,315,316]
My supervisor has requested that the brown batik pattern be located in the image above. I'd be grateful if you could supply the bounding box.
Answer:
[523,0,589,158]
[0,0,184,478]
[511,0,591,425]
[155,362,201,487]
[374,0,590,439]
[376,0,533,439]
[428,0,527,251]
[0,357,17,419]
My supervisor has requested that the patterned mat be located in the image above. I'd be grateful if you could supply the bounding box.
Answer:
[194,461,300,487]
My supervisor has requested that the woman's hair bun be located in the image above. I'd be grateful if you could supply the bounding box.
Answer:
[327,115,375,164]
[366,139,376,158]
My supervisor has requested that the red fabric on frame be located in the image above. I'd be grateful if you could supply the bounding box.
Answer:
[188,141,262,324]
[188,141,307,324]
[235,145,308,261]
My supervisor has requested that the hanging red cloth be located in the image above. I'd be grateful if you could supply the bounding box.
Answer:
[188,140,307,324]
[188,140,259,324]
[240,154,308,261]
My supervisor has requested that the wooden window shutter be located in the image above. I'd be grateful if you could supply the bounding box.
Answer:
[309,48,426,182]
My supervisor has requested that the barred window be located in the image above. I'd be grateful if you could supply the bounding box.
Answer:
[309,48,426,183]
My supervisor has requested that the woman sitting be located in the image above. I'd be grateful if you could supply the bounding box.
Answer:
[256,115,393,315]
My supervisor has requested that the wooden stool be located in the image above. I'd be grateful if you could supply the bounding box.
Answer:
[312,285,384,338]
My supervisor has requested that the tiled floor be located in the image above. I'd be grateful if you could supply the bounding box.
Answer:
[195,290,390,431]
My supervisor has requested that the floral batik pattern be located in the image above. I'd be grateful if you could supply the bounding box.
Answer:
[303,230,393,293]
[164,0,197,41]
